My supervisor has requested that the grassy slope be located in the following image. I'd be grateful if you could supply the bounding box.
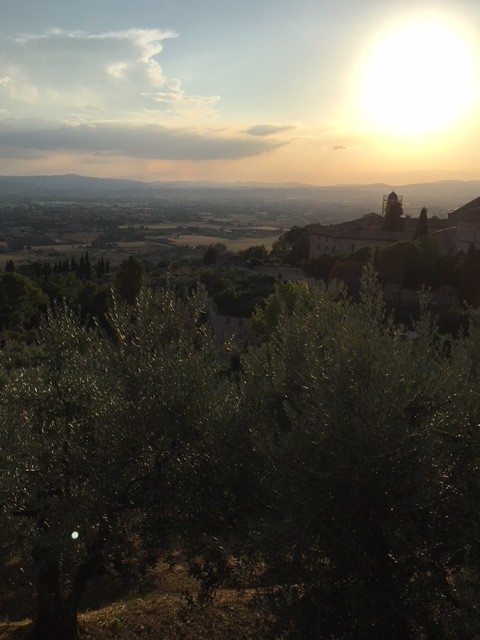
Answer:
[0,563,269,640]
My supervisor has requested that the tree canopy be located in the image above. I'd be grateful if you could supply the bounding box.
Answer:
[0,271,47,331]
[2,265,480,639]
[250,280,312,341]
[115,256,144,304]
[0,288,231,639]
[382,197,405,231]
[238,264,480,638]
[413,206,428,239]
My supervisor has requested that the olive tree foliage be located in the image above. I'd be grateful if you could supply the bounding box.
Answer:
[0,271,48,330]
[238,264,480,640]
[0,286,233,640]
[0,303,127,639]
[251,281,312,343]
[106,287,239,564]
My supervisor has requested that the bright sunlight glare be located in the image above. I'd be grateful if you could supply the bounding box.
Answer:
[361,22,476,136]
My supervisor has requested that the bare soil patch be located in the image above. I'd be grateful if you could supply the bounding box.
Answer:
[0,563,269,640]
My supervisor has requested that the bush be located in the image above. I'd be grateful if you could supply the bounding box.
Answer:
[239,265,480,639]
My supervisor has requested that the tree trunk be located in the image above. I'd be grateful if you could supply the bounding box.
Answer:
[31,555,79,640]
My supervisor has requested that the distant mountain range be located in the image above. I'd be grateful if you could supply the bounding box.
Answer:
[0,174,479,211]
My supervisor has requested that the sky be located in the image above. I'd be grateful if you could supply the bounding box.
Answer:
[1,0,480,185]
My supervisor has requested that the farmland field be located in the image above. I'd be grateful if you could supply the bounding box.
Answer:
[0,200,288,270]
[170,234,277,251]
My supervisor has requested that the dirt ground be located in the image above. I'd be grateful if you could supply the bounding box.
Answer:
[0,563,270,640]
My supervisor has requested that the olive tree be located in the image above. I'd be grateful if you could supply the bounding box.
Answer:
[0,287,231,639]
[238,265,480,639]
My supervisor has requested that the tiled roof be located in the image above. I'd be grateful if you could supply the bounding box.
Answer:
[307,214,409,242]
[448,197,480,223]
[306,212,450,241]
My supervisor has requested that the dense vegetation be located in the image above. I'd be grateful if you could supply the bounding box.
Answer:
[2,257,480,639]
[3,218,480,333]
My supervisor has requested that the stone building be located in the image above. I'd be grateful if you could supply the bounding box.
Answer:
[306,192,469,259]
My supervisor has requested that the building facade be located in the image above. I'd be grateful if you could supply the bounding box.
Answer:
[306,193,475,259]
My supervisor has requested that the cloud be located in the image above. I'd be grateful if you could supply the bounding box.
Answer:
[0,28,218,120]
[0,28,294,167]
[0,121,286,161]
[245,124,297,136]
[332,144,347,150]
[142,78,221,116]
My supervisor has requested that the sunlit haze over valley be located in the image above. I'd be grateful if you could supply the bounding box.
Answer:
[1,0,479,186]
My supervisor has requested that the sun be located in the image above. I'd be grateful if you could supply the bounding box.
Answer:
[360,21,477,136]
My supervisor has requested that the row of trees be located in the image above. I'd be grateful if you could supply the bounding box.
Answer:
[12,254,111,281]
[304,237,480,308]
[0,256,145,333]
[2,267,480,638]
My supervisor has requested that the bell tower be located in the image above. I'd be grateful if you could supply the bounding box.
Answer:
[382,191,403,216]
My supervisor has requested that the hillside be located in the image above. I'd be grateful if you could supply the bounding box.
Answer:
[0,562,268,640]
[0,174,479,213]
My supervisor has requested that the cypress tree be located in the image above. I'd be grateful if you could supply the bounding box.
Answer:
[95,256,105,279]
[79,254,85,278]
[414,207,428,240]
[84,252,92,280]
[383,199,405,232]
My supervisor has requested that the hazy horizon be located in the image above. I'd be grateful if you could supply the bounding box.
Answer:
[2,173,480,190]
[1,1,479,186]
